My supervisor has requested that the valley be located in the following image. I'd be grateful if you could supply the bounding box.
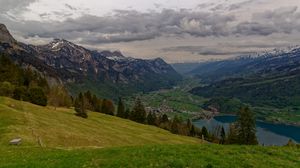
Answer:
[0,6,300,166]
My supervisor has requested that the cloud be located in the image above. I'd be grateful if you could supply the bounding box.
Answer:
[228,0,255,11]
[65,4,77,11]
[0,0,37,13]
[3,9,235,44]
[161,46,256,56]
[234,6,300,36]
[2,2,300,45]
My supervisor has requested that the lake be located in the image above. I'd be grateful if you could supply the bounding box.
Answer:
[193,115,300,146]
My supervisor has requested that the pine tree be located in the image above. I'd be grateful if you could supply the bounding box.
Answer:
[84,91,92,103]
[124,108,130,119]
[220,126,226,144]
[227,123,238,144]
[187,119,192,129]
[92,95,101,112]
[171,115,181,134]
[190,125,196,136]
[101,99,115,116]
[147,112,156,125]
[201,126,209,140]
[130,98,146,123]
[116,97,125,118]
[187,119,192,136]
[74,92,88,118]
[236,106,258,145]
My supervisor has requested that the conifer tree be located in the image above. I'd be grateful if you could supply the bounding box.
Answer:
[101,99,115,116]
[124,108,130,119]
[116,97,125,118]
[190,125,196,136]
[130,98,146,123]
[201,126,209,140]
[187,119,192,136]
[220,126,226,144]
[171,115,181,134]
[147,112,156,125]
[236,106,258,145]
[227,124,238,144]
[74,92,88,118]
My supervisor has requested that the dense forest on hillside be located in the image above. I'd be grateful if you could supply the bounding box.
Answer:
[0,54,49,106]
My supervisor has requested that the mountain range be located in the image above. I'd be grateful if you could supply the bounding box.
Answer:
[189,47,300,109]
[0,23,181,98]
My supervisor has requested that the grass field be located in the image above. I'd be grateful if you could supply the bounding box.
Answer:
[1,144,299,168]
[0,97,299,168]
[0,97,200,148]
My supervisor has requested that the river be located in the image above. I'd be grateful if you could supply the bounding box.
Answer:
[193,115,300,146]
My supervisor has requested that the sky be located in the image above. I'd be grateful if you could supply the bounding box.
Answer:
[1,0,300,63]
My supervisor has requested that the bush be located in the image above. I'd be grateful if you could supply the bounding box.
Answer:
[13,86,28,100]
[0,81,15,97]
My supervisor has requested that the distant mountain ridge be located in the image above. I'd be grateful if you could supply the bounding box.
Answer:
[188,48,300,82]
[189,47,300,109]
[0,23,181,98]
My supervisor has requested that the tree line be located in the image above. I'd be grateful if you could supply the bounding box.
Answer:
[0,54,49,106]
[73,92,258,145]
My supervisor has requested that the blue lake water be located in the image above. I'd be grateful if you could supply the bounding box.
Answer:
[193,115,300,146]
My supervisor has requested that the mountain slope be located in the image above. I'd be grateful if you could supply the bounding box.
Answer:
[0,99,298,167]
[0,97,200,148]
[0,23,181,98]
[189,47,300,83]
[190,48,300,107]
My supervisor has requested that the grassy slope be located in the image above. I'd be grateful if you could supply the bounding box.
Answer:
[1,145,299,168]
[0,97,200,148]
[0,97,299,168]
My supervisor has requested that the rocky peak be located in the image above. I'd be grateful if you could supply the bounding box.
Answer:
[0,23,17,44]
[99,50,128,61]
[47,38,79,51]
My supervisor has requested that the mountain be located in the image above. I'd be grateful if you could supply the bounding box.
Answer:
[0,24,181,98]
[190,48,300,108]
[188,47,300,83]
[0,24,17,44]
[171,63,202,75]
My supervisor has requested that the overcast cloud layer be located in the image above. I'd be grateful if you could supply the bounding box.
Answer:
[1,0,300,63]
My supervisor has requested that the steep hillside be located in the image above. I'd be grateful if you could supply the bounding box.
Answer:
[0,97,200,148]
[0,23,181,98]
